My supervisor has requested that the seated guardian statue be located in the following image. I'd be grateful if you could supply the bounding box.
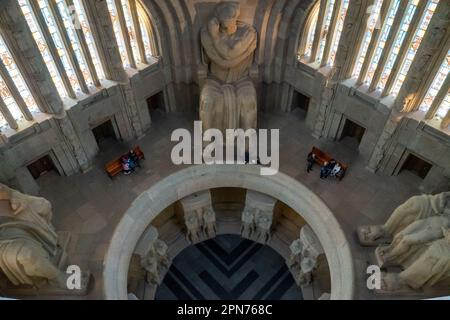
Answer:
[199,2,258,135]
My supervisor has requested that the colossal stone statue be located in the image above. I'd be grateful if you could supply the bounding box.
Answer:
[357,192,450,246]
[199,2,258,135]
[376,215,450,268]
[357,191,450,293]
[380,228,450,291]
[0,183,69,290]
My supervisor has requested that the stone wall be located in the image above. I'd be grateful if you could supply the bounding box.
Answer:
[0,0,448,194]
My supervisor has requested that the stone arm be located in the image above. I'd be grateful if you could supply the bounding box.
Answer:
[201,28,257,69]
[208,19,257,60]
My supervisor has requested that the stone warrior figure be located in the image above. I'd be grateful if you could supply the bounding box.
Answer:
[357,192,450,246]
[380,227,450,291]
[357,191,450,292]
[199,2,258,135]
[0,183,68,289]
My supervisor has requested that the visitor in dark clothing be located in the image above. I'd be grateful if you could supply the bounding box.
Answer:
[307,152,317,173]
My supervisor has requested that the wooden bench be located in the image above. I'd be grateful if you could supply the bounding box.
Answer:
[105,146,145,178]
[311,146,348,181]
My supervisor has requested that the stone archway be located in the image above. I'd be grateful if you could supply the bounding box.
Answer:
[103,165,354,299]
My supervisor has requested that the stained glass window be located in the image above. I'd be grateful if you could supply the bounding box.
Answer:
[301,3,319,60]
[19,0,67,98]
[436,93,449,119]
[55,0,94,86]
[0,36,38,116]
[121,0,140,64]
[352,0,384,78]
[0,107,8,131]
[419,49,450,114]
[317,0,336,63]
[364,0,400,85]
[139,13,153,60]
[391,0,438,95]
[72,0,105,79]
[106,0,130,67]
[37,0,82,92]
[376,0,418,91]
[329,0,350,65]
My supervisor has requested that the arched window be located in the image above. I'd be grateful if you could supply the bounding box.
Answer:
[298,0,351,67]
[106,0,157,68]
[420,50,450,125]
[298,3,319,60]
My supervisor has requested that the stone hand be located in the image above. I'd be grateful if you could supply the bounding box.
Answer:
[208,17,220,38]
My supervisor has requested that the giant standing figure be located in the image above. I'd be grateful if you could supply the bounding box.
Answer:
[199,2,258,135]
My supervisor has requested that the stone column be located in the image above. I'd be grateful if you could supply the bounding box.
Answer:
[287,225,324,286]
[179,191,216,244]
[240,190,276,244]
[367,0,450,172]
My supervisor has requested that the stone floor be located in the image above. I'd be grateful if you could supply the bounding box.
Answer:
[29,109,424,300]
[156,234,303,300]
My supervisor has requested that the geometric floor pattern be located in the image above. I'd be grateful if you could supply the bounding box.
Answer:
[155,234,303,300]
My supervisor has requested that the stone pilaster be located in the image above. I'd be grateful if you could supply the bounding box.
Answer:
[81,0,127,82]
[313,0,371,138]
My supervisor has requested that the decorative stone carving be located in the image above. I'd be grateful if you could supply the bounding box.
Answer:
[287,225,324,286]
[357,191,450,293]
[180,191,216,244]
[240,191,276,244]
[130,226,170,299]
[141,239,170,286]
[199,2,258,136]
[0,183,88,294]
[357,192,450,246]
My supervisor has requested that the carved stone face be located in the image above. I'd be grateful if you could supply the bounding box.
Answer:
[221,19,237,35]
[216,2,240,36]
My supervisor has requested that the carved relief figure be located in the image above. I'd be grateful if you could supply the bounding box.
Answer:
[180,191,216,244]
[199,2,258,134]
[240,191,275,244]
[287,225,325,286]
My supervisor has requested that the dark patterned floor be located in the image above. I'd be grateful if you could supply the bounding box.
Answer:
[155,235,303,300]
